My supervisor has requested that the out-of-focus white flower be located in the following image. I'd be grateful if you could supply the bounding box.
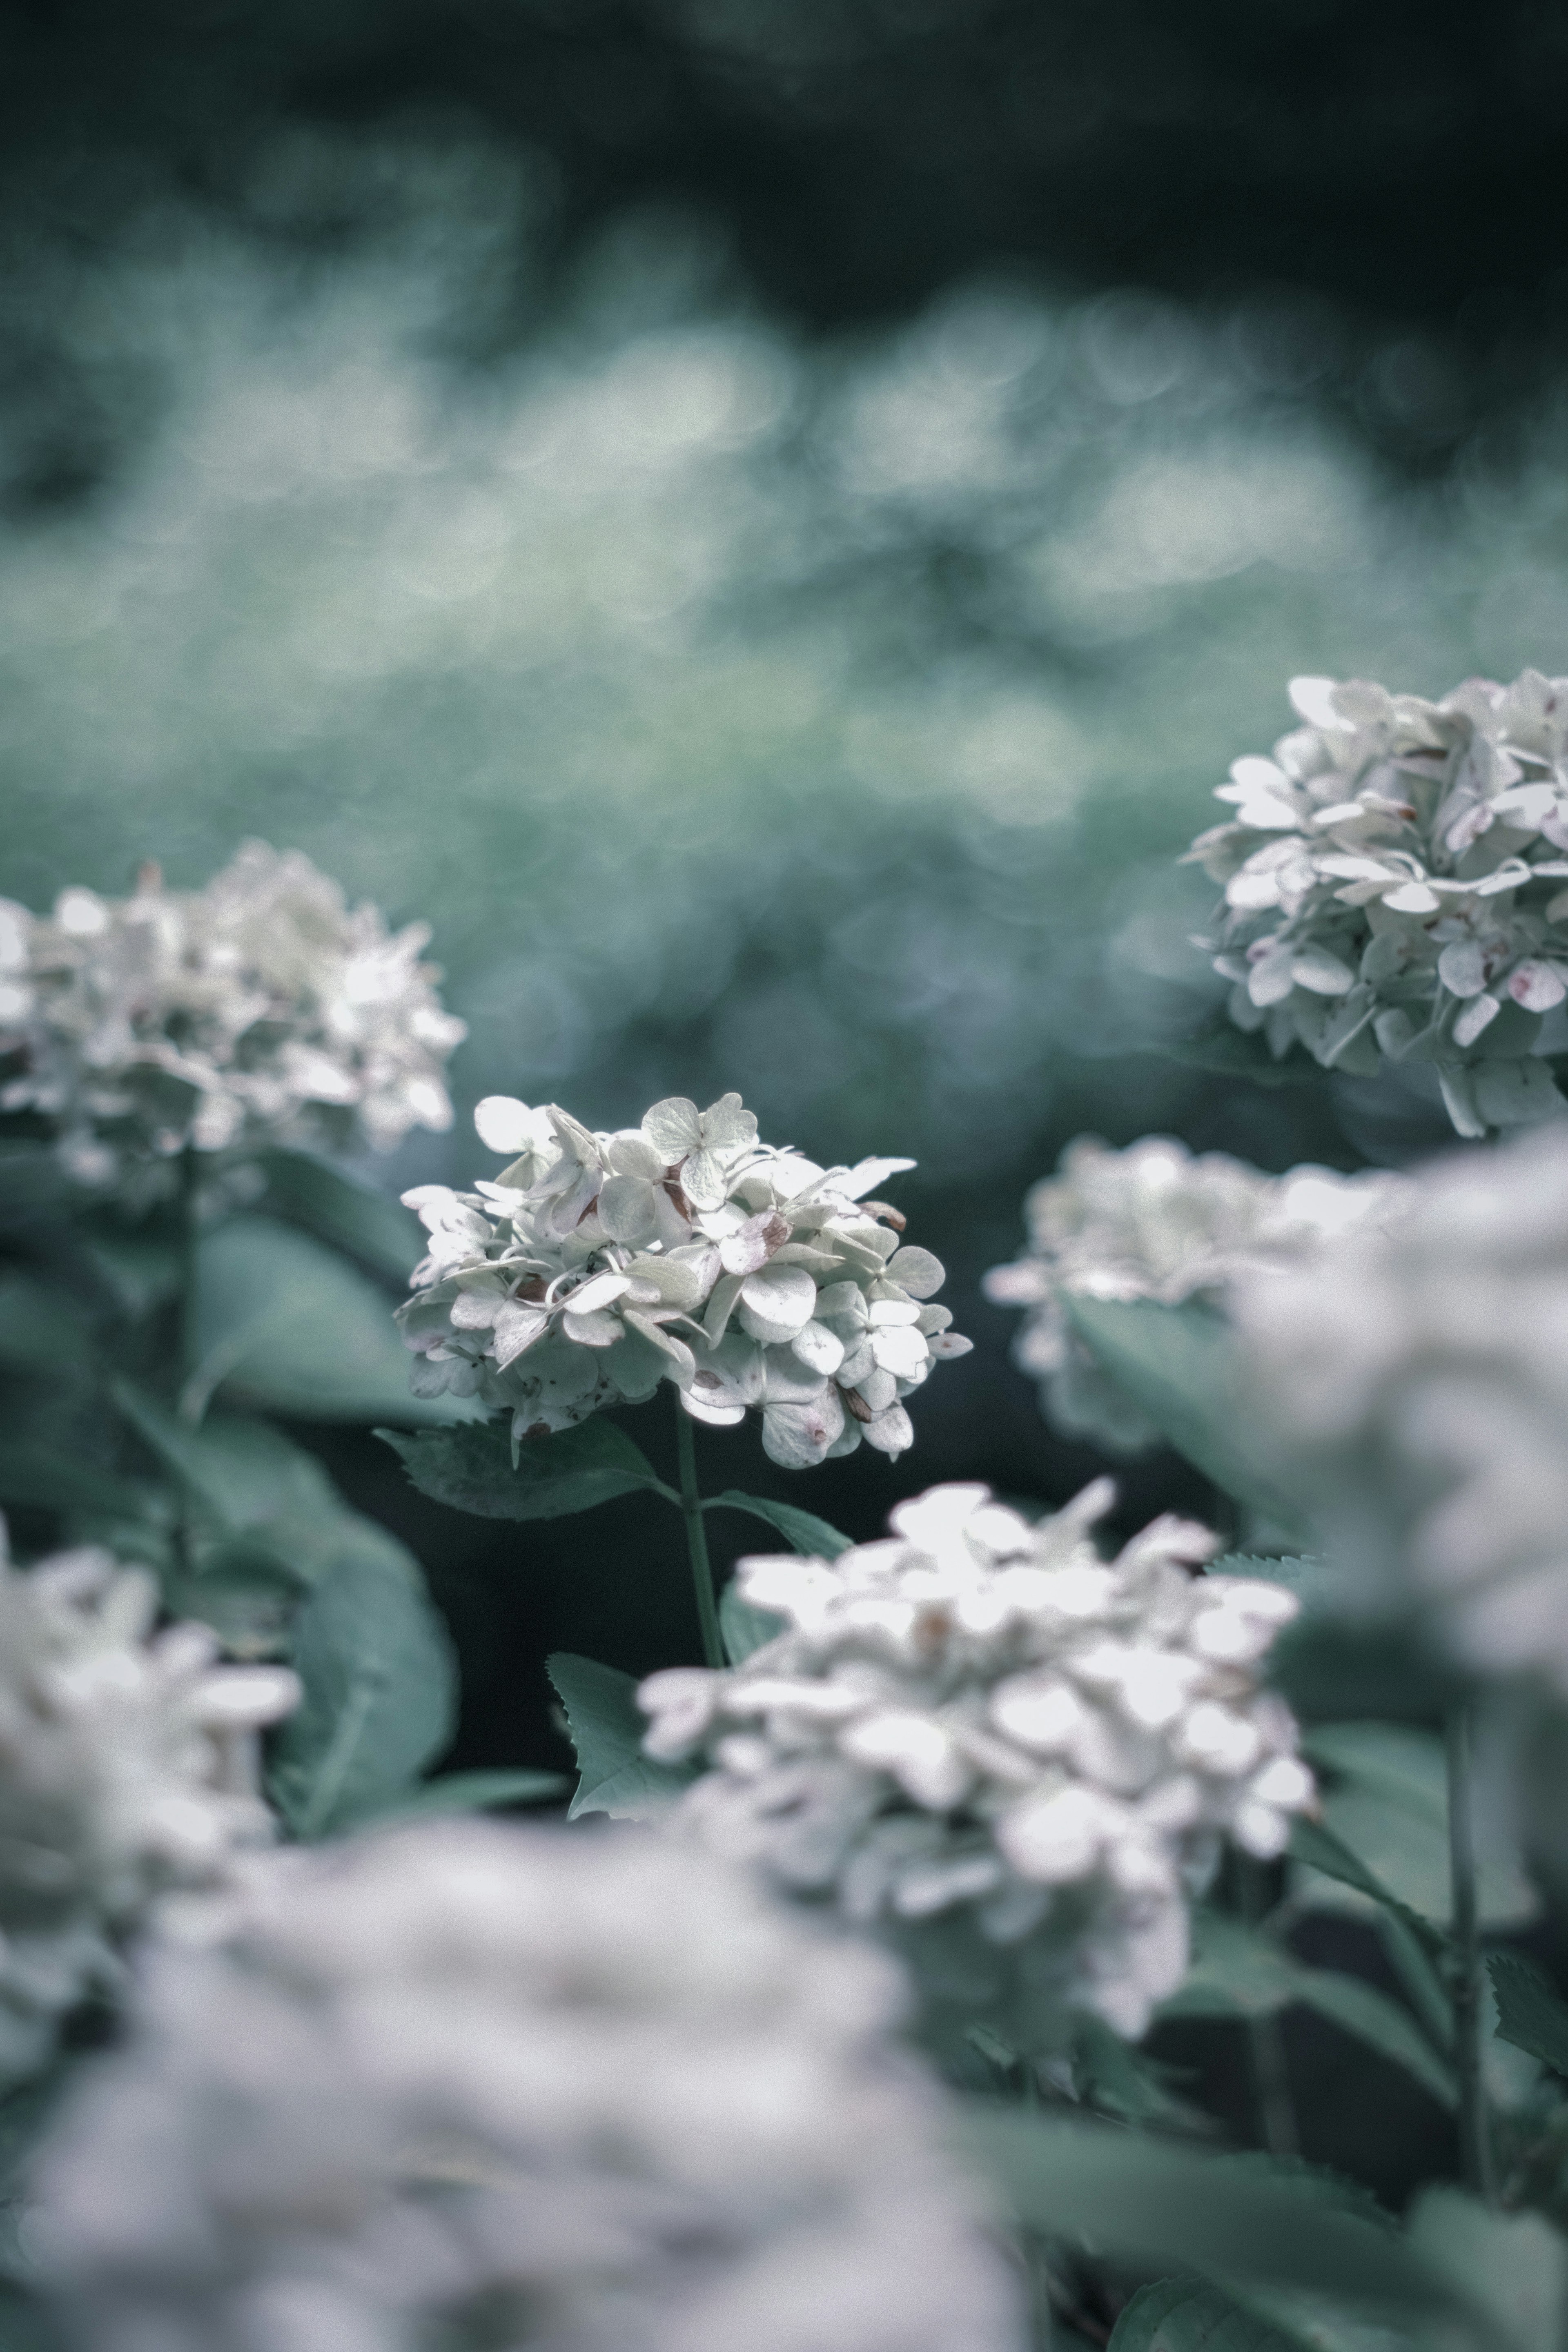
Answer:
[0,844,466,1192]
[641,1482,1310,2046]
[1186,669,1568,1137]
[1237,1124,1568,1691]
[398,1096,968,1468]
[0,1538,296,2089]
[984,1134,1410,1452]
[34,1820,1023,2352]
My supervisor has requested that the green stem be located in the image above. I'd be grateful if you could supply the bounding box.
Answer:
[1239,1855,1299,2157]
[176,1142,200,1386]
[674,1399,724,1670]
[1447,1701,1494,2202]
[173,1144,201,1578]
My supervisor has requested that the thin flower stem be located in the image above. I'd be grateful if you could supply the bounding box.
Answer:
[1447,1700,1494,2203]
[173,1144,201,1578]
[1240,1855,1298,2157]
[674,1401,724,1670]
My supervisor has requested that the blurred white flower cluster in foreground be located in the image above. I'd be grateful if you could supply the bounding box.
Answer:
[0,1540,296,2090]
[1189,668,1568,1137]
[984,1134,1410,1452]
[1239,1123,1568,1690]
[399,1093,968,1466]
[641,1481,1311,2042]
[0,843,465,1194]
[35,1820,1023,2352]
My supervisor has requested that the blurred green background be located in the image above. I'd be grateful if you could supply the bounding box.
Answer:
[2,2,1565,1917]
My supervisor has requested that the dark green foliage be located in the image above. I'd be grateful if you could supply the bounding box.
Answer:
[187,1214,465,1424]
[1489,1958,1568,2079]
[1061,1295,1311,1544]
[545,1652,697,1822]
[269,1522,458,1839]
[1109,2280,1297,2352]
[383,1418,666,1521]
[260,1149,424,1282]
[703,1490,851,1559]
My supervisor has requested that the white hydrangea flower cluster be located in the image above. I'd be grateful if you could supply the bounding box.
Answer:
[984,1134,1411,1452]
[0,1539,297,2089]
[1187,668,1568,1137]
[1236,1123,1568,1692]
[0,842,466,1191]
[641,1481,1312,2043]
[35,1820,1024,2352]
[399,1092,969,1468]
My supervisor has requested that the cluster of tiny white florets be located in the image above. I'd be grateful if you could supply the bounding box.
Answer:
[1187,668,1568,1136]
[641,1482,1312,2044]
[0,1540,297,2089]
[0,843,466,1192]
[983,1134,1411,1453]
[34,1820,1023,2352]
[398,1094,969,1468]
[1237,1123,1568,1693]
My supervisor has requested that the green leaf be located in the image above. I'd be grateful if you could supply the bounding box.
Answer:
[704,1490,851,1557]
[184,1213,471,1424]
[1074,2015,1216,2136]
[0,1143,66,1224]
[1110,2279,1297,2351]
[76,1227,180,1319]
[1405,2187,1568,2352]
[1060,1296,1311,1541]
[260,1149,423,1281]
[0,1439,156,1524]
[269,1522,457,1840]
[1488,1954,1568,2076]
[1289,1816,1451,1960]
[1156,1013,1323,1089]
[110,1385,355,1584]
[1164,1918,1455,2112]
[0,1271,92,1372]
[1210,1555,1332,1604]
[1302,1723,1536,1929]
[1267,1614,1461,1726]
[966,2109,1445,2317]
[718,1579,787,1664]
[382,1417,664,1522]
[545,1652,697,1821]
[348,1768,568,1827]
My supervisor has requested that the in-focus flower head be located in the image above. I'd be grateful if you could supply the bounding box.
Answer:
[641,1481,1311,2043]
[0,844,466,1192]
[1187,668,1568,1136]
[0,1535,296,2089]
[984,1134,1411,1451]
[36,1819,1023,2352]
[1237,1123,1568,1692]
[399,1092,970,1468]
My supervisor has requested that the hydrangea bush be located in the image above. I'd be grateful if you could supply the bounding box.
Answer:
[642,1481,1310,2046]
[0,1538,296,2089]
[0,842,464,1193]
[1236,1122,1568,1688]
[1188,668,1568,1137]
[984,1135,1409,1451]
[35,1821,1023,2352]
[399,1092,968,1468]
[8,721,1568,2352]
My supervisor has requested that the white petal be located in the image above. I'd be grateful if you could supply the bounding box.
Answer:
[474,1096,538,1153]
[791,1320,845,1376]
[641,1097,703,1160]
[738,1262,818,1343]
[760,1391,845,1468]
[860,1403,914,1456]
[884,1245,944,1298]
